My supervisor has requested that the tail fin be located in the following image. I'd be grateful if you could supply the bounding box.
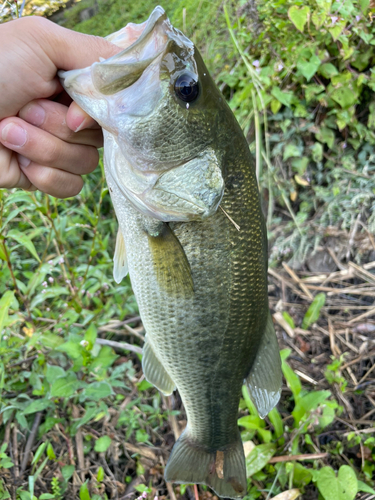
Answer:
[164,430,246,499]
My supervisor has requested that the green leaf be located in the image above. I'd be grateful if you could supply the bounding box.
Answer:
[297,55,321,81]
[316,465,357,500]
[23,398,53,416]
[311,10,326,29]
[84,381,113,402]
[97,466,104,482]
[358,480,375,494]
[268,407,284,439]
[319,63,338,79]
[292,390,331,424]
[282,359,302,402]
[329,20,346,41]
[271,87,294,108]
[80,482,91,500]
[270,99,282,114]
[0,291,15,335]
[282,312,295,329]
[46,443,56,460]
[359,0,370,13]
[293,462,313,486]
[94,436,112,453]
[32,442,47,465]
[246,443,276,476]
[315,128,335,149]
[302,293,326,329]
[45,365,66,385]
[50,372,81,398]
[330,85,358,108]
[84,324,97,350]
[283,143,301,161]
[288,6,310,32]
[62,464,75,481]
[6,229,40,262]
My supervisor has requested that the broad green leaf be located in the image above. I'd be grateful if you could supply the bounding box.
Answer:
[329,20,346,41]
[292,390,331,424]
[84,381,113,401]
[45,365,66,385]
[271,87,294,108]
[293,463,312,487]
[246,443,276,477]
[23,398,53,416]
[94,436,112,453]
[50,372,81,398]
[62,464,75,481]
[283,143,301,161]
[271,99,282,114]
[302,293,326,329]
[316,0,331,12]
[0,291,15,335]
[56,339,83,360]
[288,6,310,32]
[282,312,295,329]
[297,55,321,81]
[330,85,358,108]
[311,10,326,29]
[316,465,357,500]
[360,0,370,13]
[6,229,40,262]
[0,239,7,261]
[319,63,338,79]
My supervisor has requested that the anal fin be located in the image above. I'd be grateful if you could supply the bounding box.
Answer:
[245,311,282,418]
[113,229,128,284]
[142,337,175,395]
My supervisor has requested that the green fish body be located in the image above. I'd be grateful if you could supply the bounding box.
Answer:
[60,8,282,498]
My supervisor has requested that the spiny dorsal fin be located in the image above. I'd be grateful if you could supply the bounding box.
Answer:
[113,229,128,284]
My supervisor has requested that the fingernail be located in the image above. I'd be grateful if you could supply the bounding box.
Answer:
[1,123,27,147]
[22,103,46,127]
[18,154,31,168]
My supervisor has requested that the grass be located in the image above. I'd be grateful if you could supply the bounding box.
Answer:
[0,1,375,499]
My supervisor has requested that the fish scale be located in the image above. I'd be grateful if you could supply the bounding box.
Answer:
[59,6,282,498]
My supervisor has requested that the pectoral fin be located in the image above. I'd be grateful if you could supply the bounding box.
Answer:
[146,222,194,296]
[113,229,128,284]
[245,312,282,418]
[142,337,175,395]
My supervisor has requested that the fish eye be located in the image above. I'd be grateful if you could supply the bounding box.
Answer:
[174,72,199,103]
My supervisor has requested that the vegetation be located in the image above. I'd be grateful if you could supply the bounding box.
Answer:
[1,0,375,499]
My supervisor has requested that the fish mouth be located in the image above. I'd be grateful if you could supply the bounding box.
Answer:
[60,6,195,100]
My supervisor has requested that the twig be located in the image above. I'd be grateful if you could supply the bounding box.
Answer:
[20,412,42,476]
[95,338,142,354]
[282,262,314,300]
[219,206,240,231]
[72,406,85,482]
[269,452,328,463]
[12,424,19,478]
[194,484,199,500]
[273,312,295,338]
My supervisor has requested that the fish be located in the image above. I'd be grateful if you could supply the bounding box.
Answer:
[59,7,282,498]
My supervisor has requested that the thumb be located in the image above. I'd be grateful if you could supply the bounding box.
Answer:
[33,17,121,70]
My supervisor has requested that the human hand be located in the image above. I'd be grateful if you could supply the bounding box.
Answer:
[0,16,120,197]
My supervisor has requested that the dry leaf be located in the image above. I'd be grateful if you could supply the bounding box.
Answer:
[270,489,301,500]
[243,440,255,457]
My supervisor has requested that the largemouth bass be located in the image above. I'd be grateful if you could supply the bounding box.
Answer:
[60,7,282,498]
